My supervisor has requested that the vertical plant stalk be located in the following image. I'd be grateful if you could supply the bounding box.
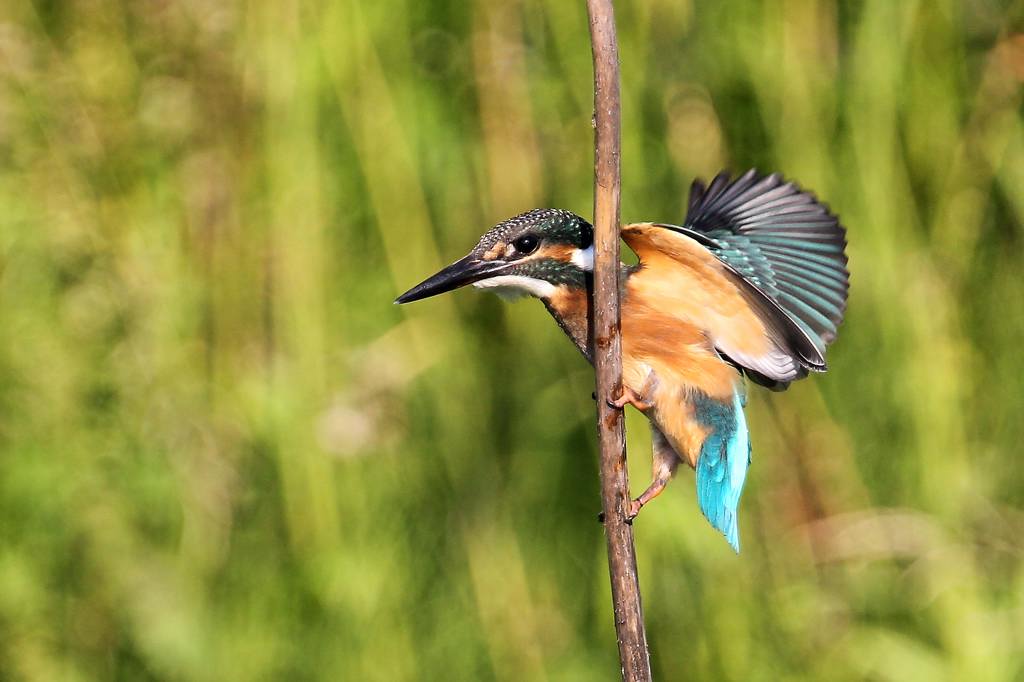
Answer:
[586,1,653,680]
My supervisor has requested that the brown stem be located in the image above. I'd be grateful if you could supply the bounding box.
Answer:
[585,1,652,680]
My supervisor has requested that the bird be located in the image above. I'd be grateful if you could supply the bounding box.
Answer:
[395,170,848,552]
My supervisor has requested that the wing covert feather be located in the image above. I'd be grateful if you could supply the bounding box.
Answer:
[622,170,849,387]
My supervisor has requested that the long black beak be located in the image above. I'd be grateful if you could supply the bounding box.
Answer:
[395,255,511,304]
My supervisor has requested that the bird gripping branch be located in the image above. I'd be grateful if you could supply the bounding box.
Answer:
[397,170,849,552]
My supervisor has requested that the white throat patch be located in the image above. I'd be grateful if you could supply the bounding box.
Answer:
[472,275,557,301]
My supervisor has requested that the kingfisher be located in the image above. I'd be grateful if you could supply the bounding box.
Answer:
[396,170,848,552]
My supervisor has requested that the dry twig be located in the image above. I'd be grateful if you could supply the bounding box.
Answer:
[585,1,653,679]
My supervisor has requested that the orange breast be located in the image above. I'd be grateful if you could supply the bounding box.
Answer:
[620,282,738,401]
[540,268,744,467]
[620,279,741,468]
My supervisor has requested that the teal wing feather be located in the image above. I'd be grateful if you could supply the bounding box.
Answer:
[694,390,751,553]
[655,170,849,387]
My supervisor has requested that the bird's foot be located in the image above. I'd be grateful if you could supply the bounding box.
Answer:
[606,387,652,412]
[625,475,671,522]
[597,498,645,524]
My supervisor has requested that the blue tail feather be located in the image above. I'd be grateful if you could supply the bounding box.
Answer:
[695,390,751,552]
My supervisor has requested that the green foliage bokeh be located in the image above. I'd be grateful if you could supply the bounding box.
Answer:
[1,0,1022,680]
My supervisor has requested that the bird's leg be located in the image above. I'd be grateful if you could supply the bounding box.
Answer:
[607,386,652,411]
[627,477,671,520]
[597,373,665,524]
[627,424,680,521]
[607,372,657,412]
[608,388,650,411]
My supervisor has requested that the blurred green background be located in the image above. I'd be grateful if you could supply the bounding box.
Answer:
[1,0,1023,679]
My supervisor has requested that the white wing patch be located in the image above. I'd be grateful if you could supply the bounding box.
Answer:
[719,344,800,382]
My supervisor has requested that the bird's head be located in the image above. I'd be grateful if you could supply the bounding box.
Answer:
[395,209,594,304]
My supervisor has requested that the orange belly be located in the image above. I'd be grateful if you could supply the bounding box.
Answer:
[621,294,740,468]
[542,276,743,468]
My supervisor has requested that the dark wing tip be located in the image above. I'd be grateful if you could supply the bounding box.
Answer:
[684,169,850,378]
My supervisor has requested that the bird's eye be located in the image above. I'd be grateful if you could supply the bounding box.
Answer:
[513,234,539,255]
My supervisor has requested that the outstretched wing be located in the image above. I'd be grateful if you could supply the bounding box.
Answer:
[623,170,849,388]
